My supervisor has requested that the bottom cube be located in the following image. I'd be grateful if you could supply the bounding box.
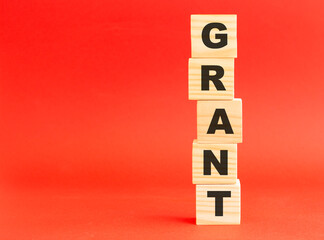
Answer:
[196,180,241,225]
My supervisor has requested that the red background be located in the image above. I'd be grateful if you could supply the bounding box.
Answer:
[0,0,324,239]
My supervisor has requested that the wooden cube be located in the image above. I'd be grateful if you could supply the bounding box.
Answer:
[191,14,237,58]
[197,99,242,143]
[188,58,234,100]
[196,180,241,225]
[192,141,237,184]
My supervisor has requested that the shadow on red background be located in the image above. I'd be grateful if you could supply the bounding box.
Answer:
[0,0,323,239]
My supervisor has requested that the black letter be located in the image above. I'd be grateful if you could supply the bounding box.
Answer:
[207,109,234,134]
[202,23,227,49]
[207,191,231,216]
[203,150,228,175]
[201,65,225,91]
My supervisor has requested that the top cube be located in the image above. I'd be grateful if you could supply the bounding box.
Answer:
[191,15,237,58]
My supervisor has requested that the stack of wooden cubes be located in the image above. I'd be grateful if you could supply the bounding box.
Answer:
[189,14,242,225]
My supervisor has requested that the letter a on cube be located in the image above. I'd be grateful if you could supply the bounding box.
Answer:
[197,99,242,143]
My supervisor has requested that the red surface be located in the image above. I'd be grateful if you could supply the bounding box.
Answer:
[0,0,324,239]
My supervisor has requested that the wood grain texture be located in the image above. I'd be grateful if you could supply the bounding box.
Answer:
[197,99,242,143]
[192,140,237,184]
[191,14,237,58]
[188,58,234,100]
[196,180,240,225]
